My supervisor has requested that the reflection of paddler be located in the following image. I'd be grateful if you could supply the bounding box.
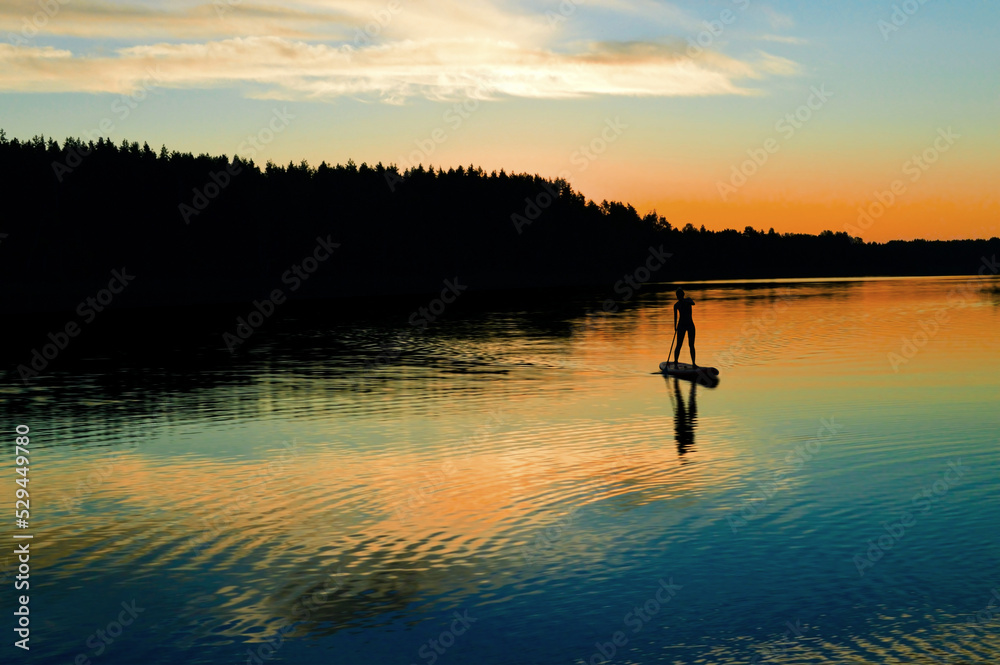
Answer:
[671,377,698,459]
[673,288,696,367]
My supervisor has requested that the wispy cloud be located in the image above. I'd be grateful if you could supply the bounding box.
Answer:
[750,50,800,77]
[0,0,801,101]
[0,0,552,43]
[0,36,798,101]
[580,0,703,32]
[758,4,795,30]
[0,1,350,40]
[757,34,808,45]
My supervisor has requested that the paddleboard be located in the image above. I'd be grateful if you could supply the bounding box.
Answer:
[659,361,720,387]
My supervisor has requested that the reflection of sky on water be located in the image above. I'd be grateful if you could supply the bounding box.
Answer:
[3,276,998,664]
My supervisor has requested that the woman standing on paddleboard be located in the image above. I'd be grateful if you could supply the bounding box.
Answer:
[673,288,696,367]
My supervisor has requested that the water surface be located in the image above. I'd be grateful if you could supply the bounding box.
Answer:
[3,275,999,664]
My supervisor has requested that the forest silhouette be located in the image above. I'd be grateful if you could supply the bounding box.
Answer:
[2,130,997,314]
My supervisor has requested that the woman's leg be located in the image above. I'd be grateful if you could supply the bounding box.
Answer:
[688,326,697,366]
[674,328,687,363]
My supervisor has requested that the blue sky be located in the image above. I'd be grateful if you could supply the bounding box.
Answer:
[1,0,997,239]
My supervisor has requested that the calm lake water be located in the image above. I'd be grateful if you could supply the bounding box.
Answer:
[3,275,1000,664]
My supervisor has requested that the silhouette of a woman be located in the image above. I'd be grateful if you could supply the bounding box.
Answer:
[673,288,696,367]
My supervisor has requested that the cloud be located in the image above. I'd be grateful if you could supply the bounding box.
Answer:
[757,34,808,45]
[580,0,703,32]
[0,1,802,101]
[750,51,800,77]
[0,0,551,43]
[0,2,360,41]
[0,36,799,100]
[758,5,795,30]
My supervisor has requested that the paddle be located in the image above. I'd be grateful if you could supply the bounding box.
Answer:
[667,324,677,368]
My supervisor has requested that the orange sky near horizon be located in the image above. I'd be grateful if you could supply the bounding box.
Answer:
[1,1,997,242]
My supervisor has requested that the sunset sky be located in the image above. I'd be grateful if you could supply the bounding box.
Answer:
[1,0,997,241]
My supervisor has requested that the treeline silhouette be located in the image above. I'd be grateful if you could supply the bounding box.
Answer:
[2,131,997,313]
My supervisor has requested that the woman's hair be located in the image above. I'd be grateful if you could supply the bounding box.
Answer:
[676,288,685,297]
